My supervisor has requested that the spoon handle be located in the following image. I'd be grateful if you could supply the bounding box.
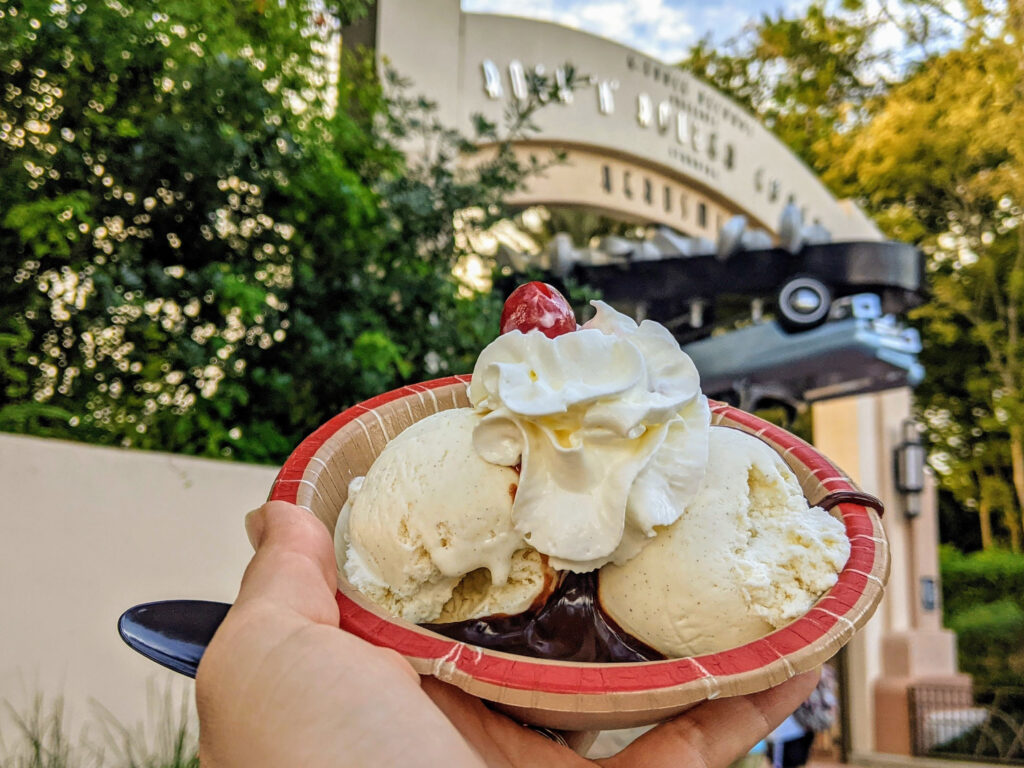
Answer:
[118,600,231,678]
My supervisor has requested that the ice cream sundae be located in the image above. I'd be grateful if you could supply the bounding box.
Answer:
[334,283,851,662]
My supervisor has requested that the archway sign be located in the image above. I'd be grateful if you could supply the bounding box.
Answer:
[356,0,880,241]
[352,0,922,406]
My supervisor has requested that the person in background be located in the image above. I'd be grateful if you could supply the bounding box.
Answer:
[766,664,839,768]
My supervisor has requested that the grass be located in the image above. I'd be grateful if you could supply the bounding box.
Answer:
[0,696,79,768]
[1,682,198,768]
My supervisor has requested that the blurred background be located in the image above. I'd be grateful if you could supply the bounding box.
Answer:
[2,0,1022,765]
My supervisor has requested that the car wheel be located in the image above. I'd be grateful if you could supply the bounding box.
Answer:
[777,276,832,332]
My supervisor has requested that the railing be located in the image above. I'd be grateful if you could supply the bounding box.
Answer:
[909,684,1024,764]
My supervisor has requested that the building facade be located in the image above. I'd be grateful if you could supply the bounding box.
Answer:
[352,0,967,757]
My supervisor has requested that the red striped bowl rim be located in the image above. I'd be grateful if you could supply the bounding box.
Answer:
[270,376,886,700]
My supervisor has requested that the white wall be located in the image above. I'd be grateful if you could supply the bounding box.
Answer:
[0,433,277,743]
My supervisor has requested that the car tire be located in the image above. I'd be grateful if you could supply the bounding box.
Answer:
[777,276,832,332]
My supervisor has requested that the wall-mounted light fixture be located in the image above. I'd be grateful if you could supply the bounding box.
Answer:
[894,419,925,518]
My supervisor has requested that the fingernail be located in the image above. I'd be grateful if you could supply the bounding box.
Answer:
[244,507,264,550]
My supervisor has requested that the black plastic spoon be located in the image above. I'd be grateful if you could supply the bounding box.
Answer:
[118,600,231,678]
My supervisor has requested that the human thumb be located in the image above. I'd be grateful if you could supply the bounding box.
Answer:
[234,501,340,625]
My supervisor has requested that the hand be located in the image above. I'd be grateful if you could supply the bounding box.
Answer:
[196,501,820,767]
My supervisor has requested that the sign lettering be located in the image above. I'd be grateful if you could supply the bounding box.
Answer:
[508,60,528,101]
[477,56,805,212]
[596,160,721,232]
[597,79,617,115]
[482,60,502,99]
[555,67,573,104]
[658,100,672,132]
[637,93,652,127]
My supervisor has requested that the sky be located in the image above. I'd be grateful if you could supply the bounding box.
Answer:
[460,0,813,63]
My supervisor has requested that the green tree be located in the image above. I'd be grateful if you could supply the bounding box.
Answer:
[827,23,1024,549]
[0,0,568,463]
[681,0,1024,550]
[1,0,365,460]
[682,1,886,175]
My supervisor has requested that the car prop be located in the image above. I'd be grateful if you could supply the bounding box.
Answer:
[495,204,927,412]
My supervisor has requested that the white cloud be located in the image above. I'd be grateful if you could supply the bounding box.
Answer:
[460,0,580,29]
[462,0,697,62]
[462,0,924,74]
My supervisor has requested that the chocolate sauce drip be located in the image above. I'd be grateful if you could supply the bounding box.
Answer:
[813,490,885,517]
[423,571,665,663]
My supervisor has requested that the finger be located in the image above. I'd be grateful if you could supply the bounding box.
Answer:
[601,670,819,768]
[421,678,592,766]
[234,501,340,626]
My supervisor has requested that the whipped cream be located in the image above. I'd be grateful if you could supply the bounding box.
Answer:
[470,301,710,572]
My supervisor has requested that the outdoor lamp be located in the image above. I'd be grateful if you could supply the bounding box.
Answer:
[894,419,926,518]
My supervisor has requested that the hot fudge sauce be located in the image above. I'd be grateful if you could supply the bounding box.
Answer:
[423,570,665,663]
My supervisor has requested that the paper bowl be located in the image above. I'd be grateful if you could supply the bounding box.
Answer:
[268,376,888,731]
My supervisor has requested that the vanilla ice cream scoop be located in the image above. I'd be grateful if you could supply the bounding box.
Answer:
[598,426,850,658]
[338,408,550,624]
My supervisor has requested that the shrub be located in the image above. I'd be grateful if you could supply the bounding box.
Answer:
[1,0,580,463]
[946,599,1024,688]
[940,545,1024,617]
[940,546,1024,688]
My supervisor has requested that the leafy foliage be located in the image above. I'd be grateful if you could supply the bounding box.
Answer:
[941,546,1024,686]
[940,545,1024,615]
[683,0,1024,552]
[826,26,1024,550]
[0,0,569,463]
[683,1,887,174]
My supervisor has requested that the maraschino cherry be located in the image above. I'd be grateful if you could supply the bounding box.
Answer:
[499,281,578,338]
